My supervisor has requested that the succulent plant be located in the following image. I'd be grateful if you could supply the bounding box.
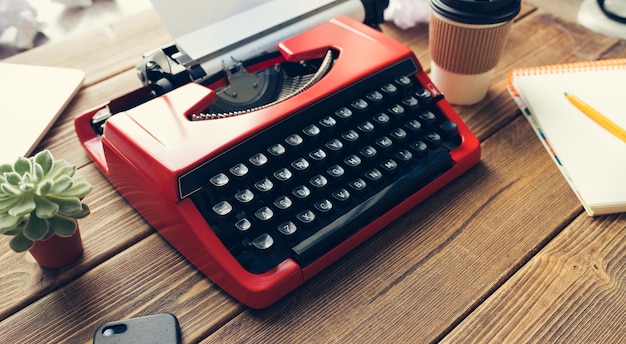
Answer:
[0,150,92,252]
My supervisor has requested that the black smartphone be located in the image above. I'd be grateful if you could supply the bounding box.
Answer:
[93,313,181,344]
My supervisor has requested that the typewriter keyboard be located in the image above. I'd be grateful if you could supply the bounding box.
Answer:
[189,59,460,274]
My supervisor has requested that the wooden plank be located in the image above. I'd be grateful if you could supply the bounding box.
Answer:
[0,234,243,343]
[442,213,626,342]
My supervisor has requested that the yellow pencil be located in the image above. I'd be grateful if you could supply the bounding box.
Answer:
[564,92,626,144]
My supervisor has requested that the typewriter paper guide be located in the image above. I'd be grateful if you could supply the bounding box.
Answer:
[150,0,365,63]
[0,63,83,163]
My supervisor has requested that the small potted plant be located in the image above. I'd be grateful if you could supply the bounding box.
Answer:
[0,150,92,268]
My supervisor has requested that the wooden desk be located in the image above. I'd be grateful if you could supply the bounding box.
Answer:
[1,1,625,342]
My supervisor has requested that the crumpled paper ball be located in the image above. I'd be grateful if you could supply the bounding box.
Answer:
[384,0,430,29]
[0,0,94,50]
[0,0,43,49]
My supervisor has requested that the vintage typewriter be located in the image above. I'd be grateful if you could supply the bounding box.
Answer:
[75,0,480,308]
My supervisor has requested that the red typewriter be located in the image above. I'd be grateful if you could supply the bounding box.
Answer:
[75,0,480,308]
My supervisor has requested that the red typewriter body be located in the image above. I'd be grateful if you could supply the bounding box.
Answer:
[75,16,480,308]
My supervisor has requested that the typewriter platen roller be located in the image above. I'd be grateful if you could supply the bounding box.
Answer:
[75,1,480,308]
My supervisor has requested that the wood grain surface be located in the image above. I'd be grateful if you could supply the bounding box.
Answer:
[1,1,624,343]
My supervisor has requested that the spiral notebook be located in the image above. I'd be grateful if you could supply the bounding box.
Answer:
[507,58,626,216]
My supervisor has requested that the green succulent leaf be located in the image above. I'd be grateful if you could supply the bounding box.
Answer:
[9,231,34,252]
[0,213,21,231]
[32,163,44,182]
[47,161,75,180]
[23,214,50,241]
[13,157,31,176]
[34,150,54,175]
[1,183,22,196]
[4,172,22,186]
[43,195,82,215]
[36,179,53,195]
[8,194,36,217]
[49,175,73,194]
[49,216,77,237]
[0,196,20,213]
[72,204,91,219]
[0,163,13,174]
[34,196,59,218]
[61,179,92,199]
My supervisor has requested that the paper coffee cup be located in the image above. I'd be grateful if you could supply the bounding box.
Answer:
[428,0,521,105]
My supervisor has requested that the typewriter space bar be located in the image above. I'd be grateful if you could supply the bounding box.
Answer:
[291,148,453,266]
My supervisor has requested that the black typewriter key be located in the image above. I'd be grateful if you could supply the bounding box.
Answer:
[327,164,345,179]
[331,188,351,205]
[357,121,375,136]
[235,218,252,232]
[285,134,304,148]
[325,139,344,153]
[249,153,269,167]
[350,98,369,114]
[254,206,274,222]
[268,143,286,157]
[380,83,398,98]
[364,168,383,184]
[273,168,293,182]
[359,145,377,161]
[273,196,293,211]
[229,163,249,178]
[292,185,311,200]
[210,173,229,187]
[319,116,337,130]
[395,150,413,166]
[277,221,297,236]
[375,136,393,151]
[387,104,405,118]
[296,210,316,226]
[372,112,390,126]
[235,189,255,204]
[409,140,429,158]
[348,178,367,195]
[390,128,408,142]
[415,88,433,104]
[380,159,399,174]
[423,132,443,148]
[341,130,359,143]
[291,158,310,172]
[309,174,328,189]
[212,201,233,216]
[303,124,321,138]
[395,75,412,89]
[402,96,419,112]
[419,111,437,127]
[335,107,353,120]
[438,120,459,140]
[252,233,274,251]
[309,148,327,162]
[366,91,384,108]
[254,177,274,192]
[344,154,362,169]
[404,119,422,134]
[314,199,334,215]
